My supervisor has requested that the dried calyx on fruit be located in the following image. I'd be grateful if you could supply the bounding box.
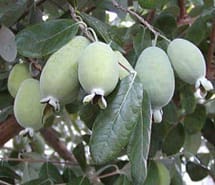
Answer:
[78,41,119,109]
[135,46,175,123]
[167,38,213,99]
[14,79,45,131]
[40,36,90,111]
[114,51,135,80]
[7,62,31,97]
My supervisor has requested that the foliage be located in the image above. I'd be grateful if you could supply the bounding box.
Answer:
[0,0,215,185]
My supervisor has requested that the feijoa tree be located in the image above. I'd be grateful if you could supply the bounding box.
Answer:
[0,0,215,185]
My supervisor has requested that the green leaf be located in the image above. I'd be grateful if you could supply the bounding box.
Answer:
[62,168,76,183]
[149,122,171,157]
[183,132,201,154]
[179,84,197,114]
[0,164,20,179]
[90,74,144,164]
[79,103,100,130]
[0,0,34,26]
[133,28,151,57]
[16,19,78,58]
[113,175,132,185]
[185,17,207,45]
[39,162,63,183]
[127,91,152,185]
[22,178,55,185]
[73,143,87,170]
[162,123,185,155]
[162,101,179,124]
[0,105,13,123]
[0,26,17,62]
[21,162,42,184]
[202,119,215,146]
[184,105,206,134]
[143,161,160,185]
[154,13,177,38]
[80,12,123,51]
[67,176,91,185]
[186,161,209,181]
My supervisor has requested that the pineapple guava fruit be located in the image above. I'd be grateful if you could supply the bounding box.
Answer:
[14,79,45,130]
[135,46,175,123]
[78,41,119,109]
[7,63,31,97]
[40,36,90,111]
[167,38,213,93]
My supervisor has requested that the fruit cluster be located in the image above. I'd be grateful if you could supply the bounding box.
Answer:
[8,36,213,130]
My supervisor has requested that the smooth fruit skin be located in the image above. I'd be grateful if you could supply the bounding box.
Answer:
[167,38,206,85]
[135,47,175,120]
[78,41,119,97]
[7,63,31,97]
[114,51,134,80]
[14,79,45,130]
[40,36,90,107]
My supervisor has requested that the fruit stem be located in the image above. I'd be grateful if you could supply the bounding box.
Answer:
[40,96,61,112]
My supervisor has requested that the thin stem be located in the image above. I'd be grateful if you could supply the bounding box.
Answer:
[69,5,96,42]
[98,170,121,179]
[112,0,171,43]
[0,157,77,166]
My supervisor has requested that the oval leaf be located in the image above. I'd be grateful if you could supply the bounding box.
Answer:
[186,161,209,181]
[162,123,185,155]
[0,26,17,62]
[0,0,33,26]
[184,105,206,134]
[90,74,143,164]
[39,162,62,183]
[127,91,152,185]
[16,19,78,58]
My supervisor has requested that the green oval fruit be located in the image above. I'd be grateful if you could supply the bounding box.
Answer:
[7,63,31,97]
[167,38,213,92]
[40,36,90,111]
[135,46,175,123]
[14,79,45,130]
[114,51,135,80]
[78,41,119,109]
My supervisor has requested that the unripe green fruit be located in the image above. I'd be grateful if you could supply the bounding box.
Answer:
[114,51,135,80]
[40,36,90,111]
[7,63,31,97]
[14,79,45,130]
[167,38,213,92]
[78,41,119,109]
[135,46,175,123]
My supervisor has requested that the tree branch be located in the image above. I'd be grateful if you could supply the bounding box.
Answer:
[112,0,171,42]
[0,116,23,147]
[178,0,187,20]
[177,0,196,26]
[68,5,96,42]
[40,127,77,164]
[206,19,215,80]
